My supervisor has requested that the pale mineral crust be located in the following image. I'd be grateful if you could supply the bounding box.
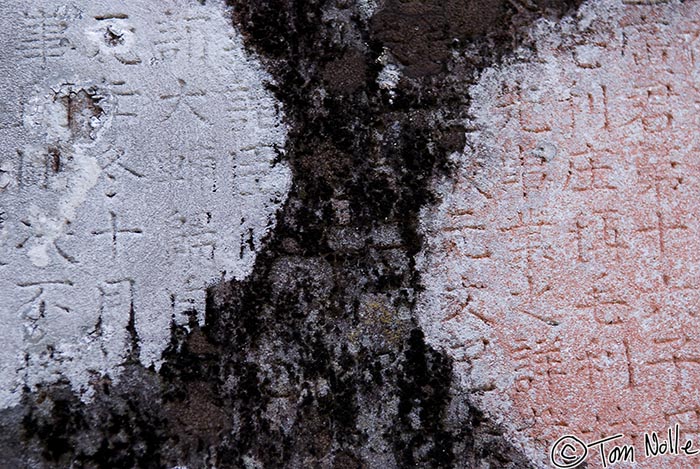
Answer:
[0,0,290,408]
[419,0,700,467]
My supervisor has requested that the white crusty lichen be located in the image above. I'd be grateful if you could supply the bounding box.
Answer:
[0,0,291,408]
[417,0,698,467]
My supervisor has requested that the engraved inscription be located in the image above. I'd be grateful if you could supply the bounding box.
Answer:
[0,0,291,408]
[418,2,700,466]
[16,7,77,67]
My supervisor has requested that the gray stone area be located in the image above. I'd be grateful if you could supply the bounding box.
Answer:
[0,0,290,408]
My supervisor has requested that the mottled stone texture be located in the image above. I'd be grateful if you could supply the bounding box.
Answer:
[419,1,700,467]
[1,0,584,468]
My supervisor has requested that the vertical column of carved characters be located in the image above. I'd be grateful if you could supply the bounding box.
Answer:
[90,210,143,259]
[234,145,284,265]
[98,147,145,198]
[17,280,74,347]
[630,84,689,307]
[111,80,143,121]
[156,12,215,62]
[441,241,495,330]
[429,205,483,362]
[488,79,525,194]
[659,150,700,325]
[167,210,217,325]
[441,205,487,294]
[225,84,260,151]
[16,7,74,69]
[618,16,676,137]
[515,75,563,201]
[159,79,210,125]
[635,189,700,407]
[89,13,142,66]
[567,81,610,159]
[614,16,700,435]
[94,279,134,366]
[509,336,567,440]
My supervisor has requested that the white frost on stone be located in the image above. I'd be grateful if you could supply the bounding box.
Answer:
[416,0,664,466]
[357,0,380,21]
[0,0,291,408]
[377,63,401,91]
[376,50,402,104]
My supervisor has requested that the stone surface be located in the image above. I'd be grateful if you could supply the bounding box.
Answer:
[418,0,700,466]
[1,0,656,467]
[0,0,290,408]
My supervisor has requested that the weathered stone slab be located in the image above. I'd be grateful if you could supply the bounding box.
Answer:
[0,0,290,408]
[418,1,700,466]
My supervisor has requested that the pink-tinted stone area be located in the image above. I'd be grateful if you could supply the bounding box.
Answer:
[419,2,700,467]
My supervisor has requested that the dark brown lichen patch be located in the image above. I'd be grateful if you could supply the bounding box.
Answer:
[372,0,581,77]
[371,0,505,77]
[321,49,368,93]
